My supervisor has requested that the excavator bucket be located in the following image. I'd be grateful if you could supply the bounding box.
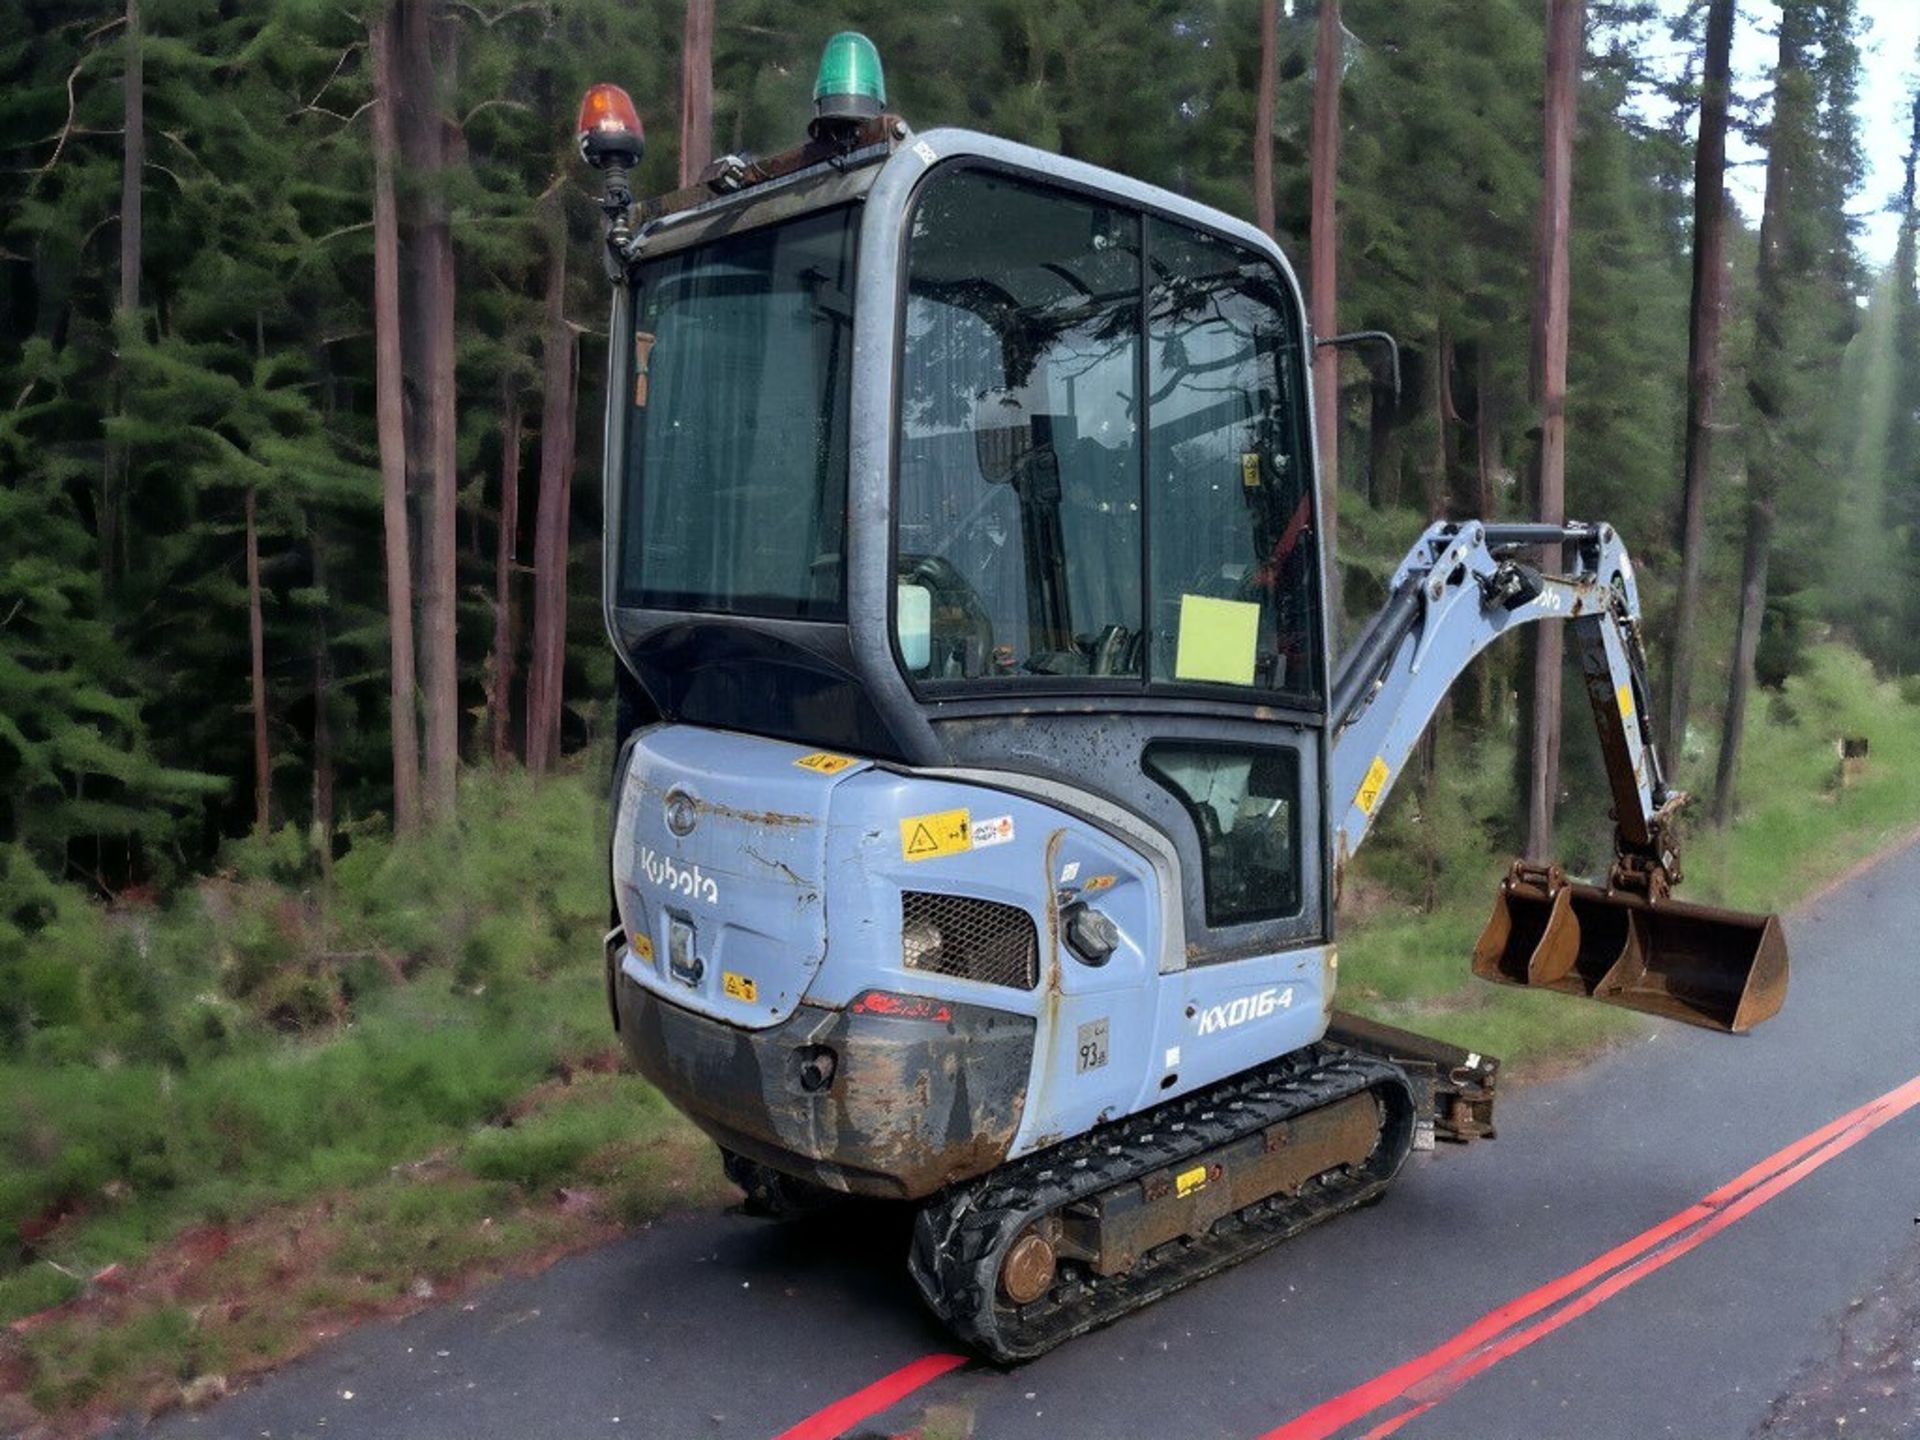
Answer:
[1471,867,1788,1033]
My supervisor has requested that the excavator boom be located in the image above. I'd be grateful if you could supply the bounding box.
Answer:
[1329,520,1788,1033]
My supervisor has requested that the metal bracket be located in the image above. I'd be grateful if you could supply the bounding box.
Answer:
[1315,330,1402,403]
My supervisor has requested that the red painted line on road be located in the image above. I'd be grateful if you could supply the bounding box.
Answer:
[1261,1071,1920,1440]
[770,1352,968,1440]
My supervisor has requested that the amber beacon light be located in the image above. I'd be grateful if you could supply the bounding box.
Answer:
[576,83,645,171]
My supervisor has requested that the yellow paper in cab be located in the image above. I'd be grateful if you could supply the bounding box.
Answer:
[1174,594,1260,686]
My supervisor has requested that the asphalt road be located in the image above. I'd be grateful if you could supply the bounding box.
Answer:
[124,838,1920,1440]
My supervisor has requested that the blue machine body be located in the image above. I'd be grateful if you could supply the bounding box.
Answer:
[610,724,1331,1194]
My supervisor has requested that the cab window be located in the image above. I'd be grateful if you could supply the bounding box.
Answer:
[895,167,1320,703]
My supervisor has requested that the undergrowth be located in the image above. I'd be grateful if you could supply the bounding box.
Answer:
[0,767,638,1330]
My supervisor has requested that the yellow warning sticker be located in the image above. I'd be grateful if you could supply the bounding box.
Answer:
[794,751,856,775]
[1616,683,1635,721]
[722,971,758,1003]
[1355,756,1391,816]
[900,808,973,862]
[1241,452,1262,490]
[631,933,654,962]
[1175,1164,1209,1199]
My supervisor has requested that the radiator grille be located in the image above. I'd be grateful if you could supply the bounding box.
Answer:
[901,892,1039,991]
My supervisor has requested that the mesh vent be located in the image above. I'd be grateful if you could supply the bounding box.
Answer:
[901,892,1039,991]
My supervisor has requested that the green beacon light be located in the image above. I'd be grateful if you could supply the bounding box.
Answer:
[810,30,887,139]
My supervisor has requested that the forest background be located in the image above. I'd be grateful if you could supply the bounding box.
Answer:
[6,0,1920,1426]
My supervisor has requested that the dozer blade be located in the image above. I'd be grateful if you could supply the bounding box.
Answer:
[1471,866,1789,1033]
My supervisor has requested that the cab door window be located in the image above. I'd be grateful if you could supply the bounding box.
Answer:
[896,168,1144,682]
[1146,220,1321,702]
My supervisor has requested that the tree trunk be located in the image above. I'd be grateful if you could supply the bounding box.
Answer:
[492,382,522,768]
[1425,334,1448,521]
[311,529,335,879]
[1368,374,1398,508]
[526,215,577,776]
[370,4,422,836]
[1253,0,1277,238]
[1309,0,1342,628]
[1474,345,1502,727]
[1713,11,1804,824]
[1712,496,1772,825]
[103,0,142,587]
[246,486,270,837]
[1663,0,1734,768]
[1524,0,1582,862]
[396,0,461,825]
[1475,344,1500,520]
[678,0,714,187]
[419,185,460,820]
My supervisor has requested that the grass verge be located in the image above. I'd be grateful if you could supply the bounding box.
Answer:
[0,768,730,1436]
[4,1067,726,1436]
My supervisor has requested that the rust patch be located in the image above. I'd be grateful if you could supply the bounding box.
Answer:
[635,779,811,830]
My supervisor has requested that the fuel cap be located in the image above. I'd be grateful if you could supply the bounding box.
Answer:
[1063,901,1119,966]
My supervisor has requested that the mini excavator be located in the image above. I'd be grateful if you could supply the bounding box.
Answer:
[581,36,1788,1362]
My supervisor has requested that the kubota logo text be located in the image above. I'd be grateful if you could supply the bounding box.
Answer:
[1194,986,1293,1036]
[640,847,719,906]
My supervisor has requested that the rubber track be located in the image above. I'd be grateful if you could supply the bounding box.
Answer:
[909,1046,1417,1363]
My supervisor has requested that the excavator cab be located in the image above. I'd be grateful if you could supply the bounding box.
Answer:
[605,119,1340,974]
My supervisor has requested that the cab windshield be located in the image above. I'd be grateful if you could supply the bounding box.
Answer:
[620,206,857,619]
[896,168,1321,702]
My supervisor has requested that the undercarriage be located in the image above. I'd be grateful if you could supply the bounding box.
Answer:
[911,1046,1416,1362]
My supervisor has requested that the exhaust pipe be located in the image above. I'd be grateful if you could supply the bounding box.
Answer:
[1472,865,1788,1034]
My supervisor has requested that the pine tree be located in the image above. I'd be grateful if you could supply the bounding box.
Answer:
[1713,0,1822,823]
[371,1,424,836]
[1663,0,1733,766]
[679,0,714,187]
[1309,0,1343,617]
[1525,0,1583,860]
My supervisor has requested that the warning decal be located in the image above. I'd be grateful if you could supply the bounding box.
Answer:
[794,751,856,775]
[1616,683,1635,722]
[1355,756,1392,816]
[722,971,758,1003]
[900,808,973,862]
[1175,1164,1209,1199]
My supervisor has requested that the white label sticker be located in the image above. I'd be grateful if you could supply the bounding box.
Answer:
[1076,1018,1109,1073]
[970,815,1015,849]
[912,139,939,166]
[1059,861,1081,884]
[1164,1045,1181,1070]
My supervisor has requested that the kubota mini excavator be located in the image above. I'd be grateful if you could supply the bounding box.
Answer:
[580,35,1789,1362]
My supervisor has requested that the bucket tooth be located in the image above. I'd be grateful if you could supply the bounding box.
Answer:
[1471,863,1789,1034]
